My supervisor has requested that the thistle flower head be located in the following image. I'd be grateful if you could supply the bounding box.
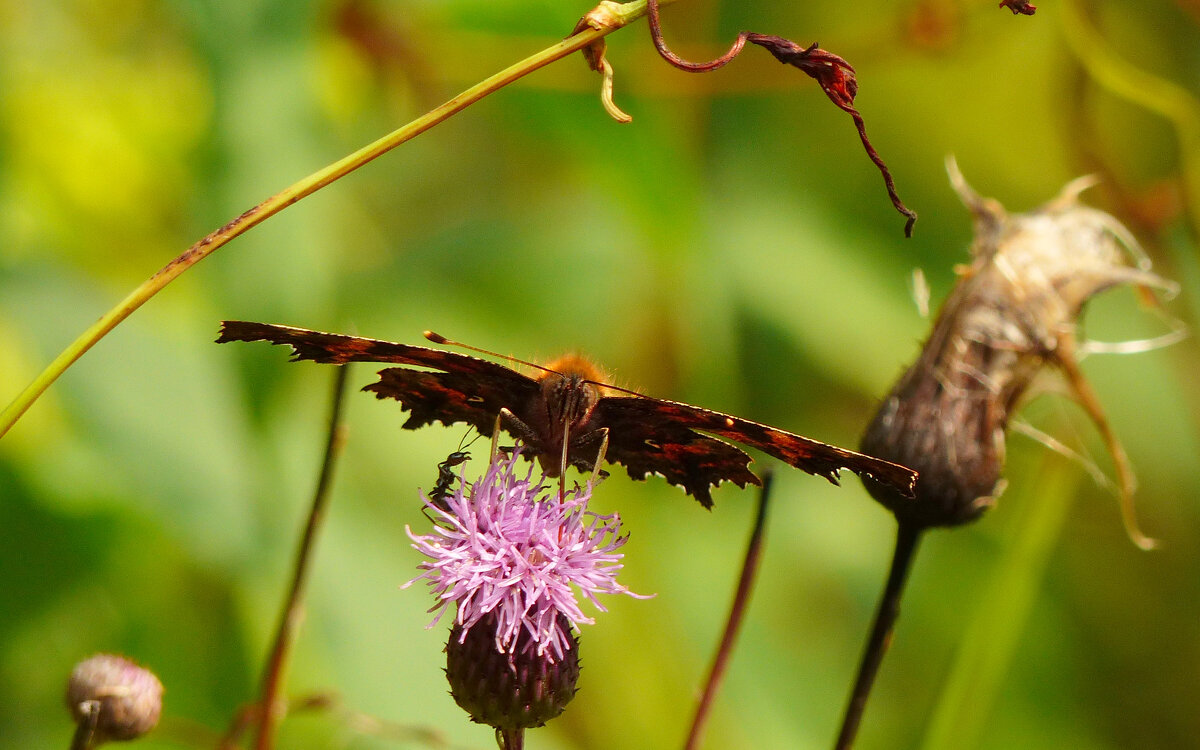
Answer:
[405,448,648,663]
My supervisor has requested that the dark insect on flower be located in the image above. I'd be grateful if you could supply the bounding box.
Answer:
[861,157,1179,545]
[428,450,471,509]
[217,322,917,507]
[407,448,643,743]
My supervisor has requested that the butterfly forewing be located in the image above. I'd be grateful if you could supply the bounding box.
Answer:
[217,321,521,379]
[592,396,918,498]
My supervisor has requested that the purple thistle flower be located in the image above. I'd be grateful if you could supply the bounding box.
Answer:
[405,448,649,663]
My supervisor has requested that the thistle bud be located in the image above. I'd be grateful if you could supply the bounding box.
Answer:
[445,612,580,732]
[66,654,163,744]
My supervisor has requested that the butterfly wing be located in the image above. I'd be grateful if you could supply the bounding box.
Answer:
[365,367,538,436]
[217,320,540,436]
[219,321,520,376]
[582,403,760,509]
[592,396,918,500]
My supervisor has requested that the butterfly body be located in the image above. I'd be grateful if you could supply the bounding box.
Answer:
[217,321,917,507]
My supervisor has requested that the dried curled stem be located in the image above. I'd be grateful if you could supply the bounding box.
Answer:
[999,0,1037,15]
[642,1,918,236]
[746,34,918,237]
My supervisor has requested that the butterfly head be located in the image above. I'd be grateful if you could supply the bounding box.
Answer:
[537,354,607,430]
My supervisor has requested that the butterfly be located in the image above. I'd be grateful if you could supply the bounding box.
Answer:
[217,321,917,507]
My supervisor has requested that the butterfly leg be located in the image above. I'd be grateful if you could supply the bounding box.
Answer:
[490,413,503,463]
[589,428,610,487]
[494,407,543,457]
[571,428,611,479]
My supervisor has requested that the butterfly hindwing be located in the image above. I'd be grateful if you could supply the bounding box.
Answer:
[587,401,759,508]
[219,320,541,437]
[366,367,539,437]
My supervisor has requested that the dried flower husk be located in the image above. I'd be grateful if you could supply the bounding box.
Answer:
[862,159,1177,539]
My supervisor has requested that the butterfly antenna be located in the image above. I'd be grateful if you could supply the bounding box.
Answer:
[425,331,564,377]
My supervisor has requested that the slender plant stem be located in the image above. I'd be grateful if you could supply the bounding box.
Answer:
[68,701,100,750]
[646,0,748,71]
[498,728,524,750]
[0,0,678,440]
[253,365,351,750]
[683,471,773,750]
[834,521,922,750]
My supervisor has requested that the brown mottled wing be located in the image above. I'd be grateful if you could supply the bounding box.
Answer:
[586,401,760,509]
[365,367,538,438]
[592,396,918,499]
[216,320,540,435]
[218,321,521,376]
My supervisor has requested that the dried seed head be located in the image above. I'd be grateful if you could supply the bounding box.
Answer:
[445,612,580,731]
[862,158,1177,537]
[66,654,163,744]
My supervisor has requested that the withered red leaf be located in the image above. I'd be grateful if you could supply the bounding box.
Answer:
[745,34,918,237]
[999,0,1037,15]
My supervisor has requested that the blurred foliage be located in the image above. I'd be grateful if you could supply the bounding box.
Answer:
[2,0,1199,748]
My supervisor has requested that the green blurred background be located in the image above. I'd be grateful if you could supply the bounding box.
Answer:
[3,1,1199,748]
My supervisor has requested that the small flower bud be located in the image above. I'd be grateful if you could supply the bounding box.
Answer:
[66,654,163,744]
[445,613,580,732]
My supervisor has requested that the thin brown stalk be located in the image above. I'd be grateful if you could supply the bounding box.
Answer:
[67,701,99,750]
[254,365,351,749]
[834,521,922,750]
[646,0,748,71]
[216,365,350,750]
[683,471,774,750]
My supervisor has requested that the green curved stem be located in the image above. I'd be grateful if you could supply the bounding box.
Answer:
[1060,0,1200,243]
[0,0,675,439]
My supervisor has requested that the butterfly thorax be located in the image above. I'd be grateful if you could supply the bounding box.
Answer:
[532,355,608,472]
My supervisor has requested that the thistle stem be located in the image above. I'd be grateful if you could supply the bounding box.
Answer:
[498,728,524,750]
[68,701,100,750]
[834,521,922,750]
[253,365,351,750]
[684,471,773,750]
[0,0,678,440]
